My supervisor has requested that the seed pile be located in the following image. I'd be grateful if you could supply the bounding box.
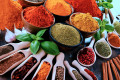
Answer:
[55,66,64,80]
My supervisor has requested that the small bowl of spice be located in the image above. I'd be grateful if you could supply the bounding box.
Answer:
[22,5,55,33]
[94,38,112,59]
[44,0,74,22]
[107,32,120,49]
[114,21,120,36]
[49,23,83,51]
[69,12,99,38]
[77,38,96,67]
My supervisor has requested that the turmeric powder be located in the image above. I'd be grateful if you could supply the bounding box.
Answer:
[33,61,51,80]
[71,13,99,32]
[0,0,23,30]
[45,0,72,16]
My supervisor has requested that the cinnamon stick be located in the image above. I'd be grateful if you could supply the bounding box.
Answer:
[115,57,120,64]
[118,55,120,60]
[113,58,120,71]
[107,61,113,80]
[102,62,106,80]
[105,62,108,80]
[110,60,120,80]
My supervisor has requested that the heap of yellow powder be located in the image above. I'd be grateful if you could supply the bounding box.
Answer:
[45,0,72,16]
[71,13,99,32]
[0,0,23,30]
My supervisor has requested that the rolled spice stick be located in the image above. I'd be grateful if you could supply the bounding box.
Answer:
[110,60,120,80]
[115,57,120,64]
[102,62,106,80]
[105,62,108,80]
[112,58,120,71]
[107,61,113,80]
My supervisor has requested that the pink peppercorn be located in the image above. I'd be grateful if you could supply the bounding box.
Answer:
[78,48,95,65]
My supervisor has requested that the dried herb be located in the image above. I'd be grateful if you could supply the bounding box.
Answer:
[55,66,64,80]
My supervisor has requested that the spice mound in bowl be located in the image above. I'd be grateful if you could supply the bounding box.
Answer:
[50,23,81,46]
[114,21,120,36]
[25,0,44,2]
[45,0,72,16]
[70,13,99,37]
[77,48,95,66]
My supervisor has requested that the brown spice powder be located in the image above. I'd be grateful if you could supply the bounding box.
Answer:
[0,52,25,74]
[55,66,64,80]
[0,45,14,56]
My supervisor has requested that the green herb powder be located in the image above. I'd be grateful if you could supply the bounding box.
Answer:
[96,41,111,57]
[51,23,80,46]
[114,21,120,34]
[72,70,84,80]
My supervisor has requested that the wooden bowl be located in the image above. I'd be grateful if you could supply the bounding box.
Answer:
[69,12,99,38]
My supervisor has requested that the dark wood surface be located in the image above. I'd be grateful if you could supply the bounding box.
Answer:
[0,30,120,80]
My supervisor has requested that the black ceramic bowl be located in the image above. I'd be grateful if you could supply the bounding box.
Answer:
[49,23,83,52]
[44,1,74,22]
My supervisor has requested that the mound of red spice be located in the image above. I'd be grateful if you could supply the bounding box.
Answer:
[23,5,54,27]
[65,0,102,19]
[78,48,95,65]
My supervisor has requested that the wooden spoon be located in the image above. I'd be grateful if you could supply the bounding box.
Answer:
[11,49,46,80]
[32,54,55,80]
[0,42,30,60]
[52,52,65,80]
[0,48,32,75]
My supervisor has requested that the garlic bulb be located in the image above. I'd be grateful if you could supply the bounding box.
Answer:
[5,28,16,43]
[14,24,22,36]
[22,27,31,34]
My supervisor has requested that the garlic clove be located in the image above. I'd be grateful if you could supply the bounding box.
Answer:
[22,27,31,34]
[5,28,16,43]
[14,24,22,36]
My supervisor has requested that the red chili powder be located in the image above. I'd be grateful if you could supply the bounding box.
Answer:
[84,69,97,80]
[23,5,54,28]
[65,0,103,19]
[78,48,95,65]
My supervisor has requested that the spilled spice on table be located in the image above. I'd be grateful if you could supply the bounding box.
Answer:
[0,45,14,56]
[0,52,25,74]
[55,66,64,80]
[12,57,37,80]
[33,61,51,80]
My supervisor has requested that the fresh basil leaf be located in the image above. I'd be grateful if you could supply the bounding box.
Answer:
[30,40,40,54]
[107,0,112,3]
[41,41,59,55]
[36,37,44,41]
[94,30,101,41]
[93,17,102,25]
[30,34,36,40]
[102,18,109,25]
[36,29,47,37]
[16,33,33,42]
[103,2,113,9]
[100,26,105,33]
[105,24,114,32]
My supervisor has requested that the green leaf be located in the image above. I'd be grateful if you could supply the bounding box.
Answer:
[93,17,102,25]
[105,24,114,32]
[16,33,33,42]
[103,2,113,9]
[30,40,40,54]
[102,18,109,25]
[100,26,105,33]
[30,34,36,40]
[41,41,59,55]
[107,0,112,3]
[94,30,101,41]
[36,37,44,41]
[36,29,47,37]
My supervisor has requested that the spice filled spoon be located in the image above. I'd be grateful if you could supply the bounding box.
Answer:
[94,33,112,59]
[77,38,96,67]
[64,61,84,80]
[32,54,55,80]
[0,48,32,75]
[52,52,65,80]
[107,32,120,49]
[72,60,97,80]
[11,49,46,80]
[0,41,30,60]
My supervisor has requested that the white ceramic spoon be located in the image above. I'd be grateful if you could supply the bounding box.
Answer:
[0,48,32,75]
[52,52,65,80]
[0,42,30,60]
[64,61,84,80]
[11,49,46,80]
[77,38,96,67]
[72,60,98,80]
[32,54,55,80]
[107,32,120,49]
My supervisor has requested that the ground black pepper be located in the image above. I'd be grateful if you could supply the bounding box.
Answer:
[12,57,37,80]
[0,45,14,56]
[55,66,64,80]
